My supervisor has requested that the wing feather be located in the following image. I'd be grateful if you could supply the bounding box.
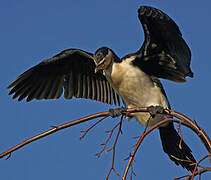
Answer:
[133,6,193,82]
[8,49,121,105]
[95,77,101,102]
[64,72,74,99]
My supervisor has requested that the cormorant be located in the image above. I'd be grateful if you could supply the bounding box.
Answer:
[7,6,195,172]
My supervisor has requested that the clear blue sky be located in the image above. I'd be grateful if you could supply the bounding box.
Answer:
[1,0,210,179]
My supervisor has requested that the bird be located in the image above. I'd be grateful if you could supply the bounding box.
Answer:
[7,6,196,172]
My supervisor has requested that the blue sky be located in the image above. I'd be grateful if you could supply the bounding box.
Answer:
[1,0,210,179]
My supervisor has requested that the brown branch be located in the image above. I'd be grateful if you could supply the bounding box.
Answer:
[130,163,136,180]
[96,120,121,158]
[166,109,211,154]
[178,120,184,150]
[0,107,210,180]
[190,154,211,180]
[0,112,110,159]
[123,108,211,154]
[105,121,121,179]
[170,155,193,164]
[174,168,211,180]
[80,115,109,140]
[174,154,211,180]
[122,118,175,180]
[122,112,211,180]
[106,114,126,180]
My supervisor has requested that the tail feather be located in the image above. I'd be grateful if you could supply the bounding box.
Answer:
[159,122,196,172]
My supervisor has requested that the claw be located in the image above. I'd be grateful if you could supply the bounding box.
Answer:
[147,106,165,117]
[109,107,127,117]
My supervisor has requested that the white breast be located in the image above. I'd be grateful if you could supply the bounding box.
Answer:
[104,57,169,126]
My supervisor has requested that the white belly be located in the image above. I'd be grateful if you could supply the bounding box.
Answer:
[105,60,169,126]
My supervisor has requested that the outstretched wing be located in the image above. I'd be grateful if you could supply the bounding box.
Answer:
[134,6,193,82]
[7,49,121,105]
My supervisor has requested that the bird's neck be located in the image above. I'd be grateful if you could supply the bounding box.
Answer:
[103,60,113,75]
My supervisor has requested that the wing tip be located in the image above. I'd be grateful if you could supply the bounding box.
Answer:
[138,6,172,24]
[7,85,12,89]
[7,81,16,89]
[187,71,194,78]
[138,6,147,15]
[138,6,160,17]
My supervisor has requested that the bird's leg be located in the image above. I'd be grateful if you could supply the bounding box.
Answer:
[109,107,127,118]
[147,105,165,118]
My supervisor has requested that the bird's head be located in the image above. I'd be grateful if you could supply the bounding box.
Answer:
[94,47,120,73]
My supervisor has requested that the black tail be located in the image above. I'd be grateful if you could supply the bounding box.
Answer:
[159,122,196,172]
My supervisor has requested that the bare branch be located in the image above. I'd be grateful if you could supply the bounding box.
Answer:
[80,115,109,140]
[174,154,211,180]
[174,167,211,180]
[122,109,211,180]
[0,107,210,180]
[0,112,110,159]
[96,118,122,158]
[122,118,175,179]
[106,114,126,180]
[166,109,211,154]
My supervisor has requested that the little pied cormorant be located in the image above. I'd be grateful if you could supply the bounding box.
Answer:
[7,6,195,171]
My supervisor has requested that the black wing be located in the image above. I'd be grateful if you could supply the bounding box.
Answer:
[7,49,121,105]
[133,6,193,82]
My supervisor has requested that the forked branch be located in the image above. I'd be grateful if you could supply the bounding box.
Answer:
[122,108,211,180]
[0,107,210,180]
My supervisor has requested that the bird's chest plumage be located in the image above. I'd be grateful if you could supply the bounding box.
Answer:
[104,59,169,126]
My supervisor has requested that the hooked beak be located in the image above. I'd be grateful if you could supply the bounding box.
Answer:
[95,67,99,73]
[95,64,104,73]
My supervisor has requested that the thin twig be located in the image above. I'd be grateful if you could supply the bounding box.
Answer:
[122,118,175,179]
[190,155,211,180]
[0,107,210,180]
[174,168,211,180]
[122,116,211,180]
[106,114,126,180]
[178,120,183,149]
[0,112,110,159]
[166,109,211,154]
[96,120,122,158]
[80,115,109,140]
